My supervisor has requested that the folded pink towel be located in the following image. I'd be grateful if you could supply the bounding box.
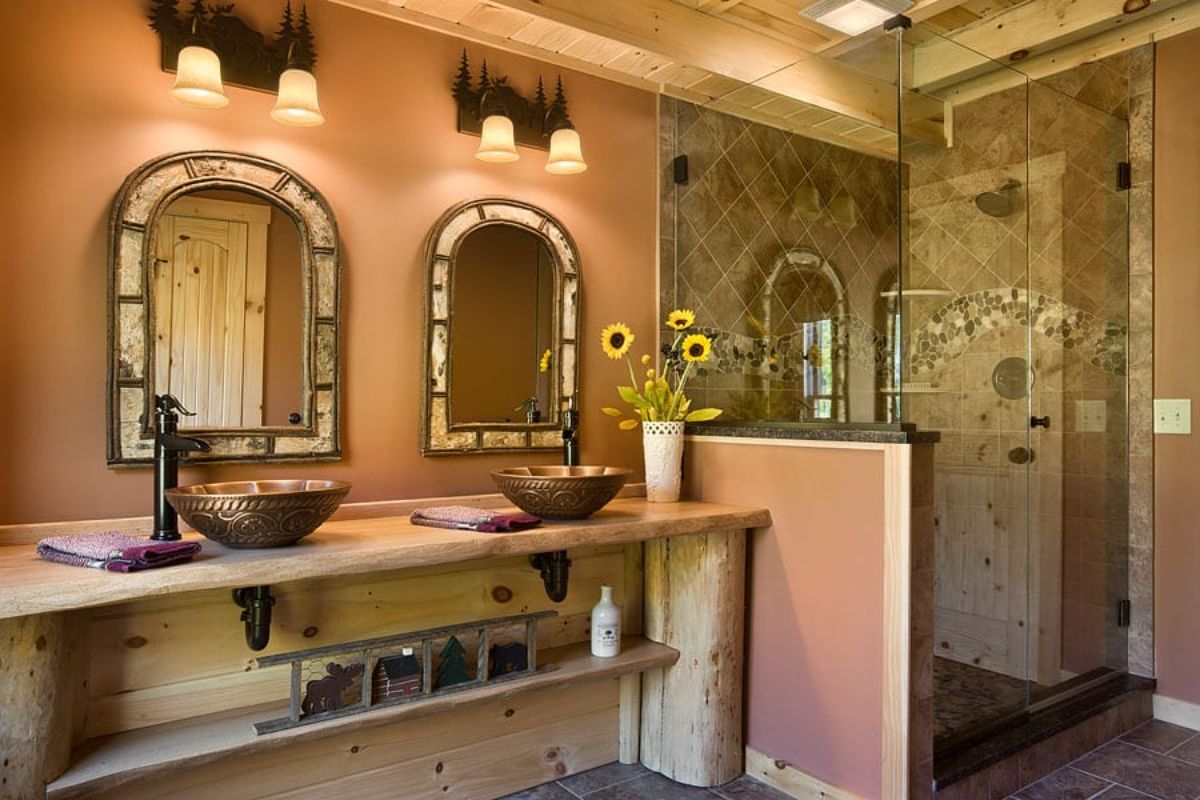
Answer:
[410,506,541,533]
[37,532,202,572]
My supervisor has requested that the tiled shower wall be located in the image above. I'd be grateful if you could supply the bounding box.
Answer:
[659,97,900,423]
[902,48,1153,695]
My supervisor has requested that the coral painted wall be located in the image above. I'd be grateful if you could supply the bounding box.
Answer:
[0,0,657,524]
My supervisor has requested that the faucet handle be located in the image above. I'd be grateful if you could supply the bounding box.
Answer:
[155,394,197,417]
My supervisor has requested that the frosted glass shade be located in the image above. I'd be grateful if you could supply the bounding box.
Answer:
[795,185,821,217]
[476,115,519,162]
[545,127,588,175]
[830,195,858,228]
[271,68,325,127]
[171,45,229,109]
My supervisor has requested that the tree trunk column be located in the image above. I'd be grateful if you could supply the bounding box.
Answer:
[640,529,746,787]
[0,612,77,800]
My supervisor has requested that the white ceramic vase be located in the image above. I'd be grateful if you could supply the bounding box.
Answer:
[642,420,686,503]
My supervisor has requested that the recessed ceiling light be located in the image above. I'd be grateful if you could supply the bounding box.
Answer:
[800,0,914,36]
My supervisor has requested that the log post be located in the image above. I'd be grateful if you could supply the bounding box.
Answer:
[640,529,746,786]
[0,612,79,800]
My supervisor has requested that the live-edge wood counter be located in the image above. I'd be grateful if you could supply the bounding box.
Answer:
[0,497,770,800]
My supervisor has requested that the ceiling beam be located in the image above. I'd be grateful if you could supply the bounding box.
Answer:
[486,0,949,144]
[912,0,1191,91]
[938,0,1200,106]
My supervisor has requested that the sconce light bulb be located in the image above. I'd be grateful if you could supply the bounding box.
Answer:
[171,45,230,109]
[545,127,588,175]
[476,114,520,163]
[271,68,325,127]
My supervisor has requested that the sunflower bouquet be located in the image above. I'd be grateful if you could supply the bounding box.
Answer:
[599,309,723,430]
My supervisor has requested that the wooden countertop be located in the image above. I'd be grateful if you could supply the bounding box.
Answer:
[0,498,770,619]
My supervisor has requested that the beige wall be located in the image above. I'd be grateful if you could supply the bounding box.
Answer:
[1154,31,1200,707]
[0,0,656,524]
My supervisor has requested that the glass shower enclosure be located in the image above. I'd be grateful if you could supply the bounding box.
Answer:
[659,9,1133,765]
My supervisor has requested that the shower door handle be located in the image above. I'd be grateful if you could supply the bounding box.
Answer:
[1030,416,1051,429]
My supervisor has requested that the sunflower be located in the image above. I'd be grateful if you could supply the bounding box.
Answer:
[666,309,696,331]
[681,333,713,363]
[806,344,823,369]
[539,348,552,373]
[600,323,635,360]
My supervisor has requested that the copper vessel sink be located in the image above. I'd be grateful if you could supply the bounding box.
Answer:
[491,466,631,520]
[166,480,351,549]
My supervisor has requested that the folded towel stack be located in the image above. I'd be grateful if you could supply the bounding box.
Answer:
[410,506,542,533]
[37,532,202,572]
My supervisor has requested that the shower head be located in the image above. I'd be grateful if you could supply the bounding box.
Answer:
[974,179,1022,218]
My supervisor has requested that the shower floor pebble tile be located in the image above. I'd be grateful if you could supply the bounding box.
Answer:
[1010,720,1200,800]
[499,764,792,800]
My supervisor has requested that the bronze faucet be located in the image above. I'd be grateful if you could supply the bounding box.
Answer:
[152,394,211,541]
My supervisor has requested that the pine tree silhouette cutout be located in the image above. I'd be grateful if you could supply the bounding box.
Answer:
[296,4,317,68]
[532,76,548,121]
[148,0,181,35]
[274,1,295,48]
[187,0,206,25]
[435,637,471,689]
[551,76,573,128]
[479,59,492,95]
[452,50,473,106]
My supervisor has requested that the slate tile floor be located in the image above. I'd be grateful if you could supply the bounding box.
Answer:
[1010,720,1200,800]
[500,763,791,800]
[503,721,1200,800]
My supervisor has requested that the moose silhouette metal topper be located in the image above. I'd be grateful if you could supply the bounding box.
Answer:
[148,0,318,93]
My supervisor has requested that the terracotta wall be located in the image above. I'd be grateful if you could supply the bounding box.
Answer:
[684,438,887,799]
[1153,30,1200,707]
[0,0,656,524]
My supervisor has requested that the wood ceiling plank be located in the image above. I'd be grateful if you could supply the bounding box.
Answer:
[942,0,1200,106]
[402,0,481,23]
[509,16,588,52]
[458,4,535,39]
[557,34,633,66]
[605,49,675,78]
[913,0,1192,89]
[487,0,948,143]
[327,0,661,93]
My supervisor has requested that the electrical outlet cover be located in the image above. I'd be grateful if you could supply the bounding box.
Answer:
[1154,398,1192,435]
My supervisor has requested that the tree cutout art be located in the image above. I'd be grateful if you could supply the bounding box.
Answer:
[148,0,182,35]
[296,4,317,68]
[435,636,471,689]
[452,50,473,105]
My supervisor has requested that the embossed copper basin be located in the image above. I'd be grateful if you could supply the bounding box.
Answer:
[490,466,631,520]
[166,480,351,549]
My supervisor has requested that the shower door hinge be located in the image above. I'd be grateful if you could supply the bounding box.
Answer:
[1117,161,1132,191]
[1117,599,1131,628]
[672,154,689,185]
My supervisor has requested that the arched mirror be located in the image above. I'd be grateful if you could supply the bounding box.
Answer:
[107,151,341,465]
[422,199,580,455]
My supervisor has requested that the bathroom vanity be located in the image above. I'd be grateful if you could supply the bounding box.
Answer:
[0,493,768,800]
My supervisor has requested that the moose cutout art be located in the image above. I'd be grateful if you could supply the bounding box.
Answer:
[301,662,364,717]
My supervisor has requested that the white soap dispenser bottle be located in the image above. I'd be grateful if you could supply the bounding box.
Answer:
[591,584,622,658]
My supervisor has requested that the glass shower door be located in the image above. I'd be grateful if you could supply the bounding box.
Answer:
[1025,78,1130,697]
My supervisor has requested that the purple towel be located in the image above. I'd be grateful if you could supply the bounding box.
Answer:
[37,532,201,573]
[410,506,541,533]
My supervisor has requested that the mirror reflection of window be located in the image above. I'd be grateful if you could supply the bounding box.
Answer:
[151,189,303,429]
[449,225,554,424]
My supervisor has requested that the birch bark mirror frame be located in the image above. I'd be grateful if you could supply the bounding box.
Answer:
[107,150,341,466]
[421,198,581,456]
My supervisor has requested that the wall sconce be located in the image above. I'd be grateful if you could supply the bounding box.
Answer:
[171,17,228,109]
[150,0,323,127]
[453,51,588,174]
[475,75,520,163]
[271,44,325,126]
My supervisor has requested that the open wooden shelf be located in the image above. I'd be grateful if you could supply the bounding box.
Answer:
[48,637,677,800]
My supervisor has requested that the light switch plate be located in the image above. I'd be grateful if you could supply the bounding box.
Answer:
[1154,398,1192,434]
[1075,400,1107,433]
